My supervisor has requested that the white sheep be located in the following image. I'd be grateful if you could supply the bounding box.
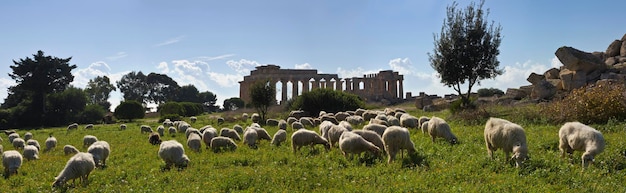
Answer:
[157,125,165,137]
[190,116,197,123]
[185,127,201,139]
[186,133,202,152]
[320,115,339,124]
[418,116,430,128]
[12,138,25,150]
[420,121,430,134]
[45,135,58,152]
[85,124,94,130]
[64,145,80,155]
[2,150,23,178]
[242,113,249,120]
[363,124,387,137]
[484,117,529,168]
[426,116,458,144]
[291,129,330,153]
[251,113,261,123]
[210,137,238,153]
[163,119,173,127]
[52,152,95,188]
[233,124,244,134]
[120,124,127,130]
[318,121,334,141]
[67,123,79,131]
[355,108,366,116]
[291,121,305,130]
[8,133,19,143]
[278,120,288,130]
[252,127,272,141]
[328,124,349,147]
[400,114,419,129]
[243,128,259,149]
[362,110,378,121]
[220,128,241,141]
[351,130,385,153]
[339,131,381,159]
[140,125,153,134]
[87,141,110,168]
[369,118,388,126]
[287,117,298,125]
[23,145,39,161]
[149,132,162,145]
[24,132,33,141]
[250,123,261,128]
[339,121,353,131]
[382,126,417,163]
[217,117,225,125]
[158,140,190,170]
[558,121,605,168]
[168,126,177,136]
[266,119,280,126]
[178,122,190,133]
[386,116,400,126]
[271,130,287,146]
[335,112,350,121]
[26,139,41,151]
[202,127,218,148]
[345,115,364,125]
[300,117,315,127]
[83,135,98,148]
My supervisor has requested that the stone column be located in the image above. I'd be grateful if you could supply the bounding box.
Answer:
[281,80,288,103]
[312,79,319,90]
[337,79,343,91]
[398,79,404,99]
[291,80,298,99]
[303,79,310,93]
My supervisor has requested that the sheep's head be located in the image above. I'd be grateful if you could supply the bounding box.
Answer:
[582,153,594,168]
[448,136,458,145]
[511,145,529,167]
[176,155,190,169]
[51,177,66,188]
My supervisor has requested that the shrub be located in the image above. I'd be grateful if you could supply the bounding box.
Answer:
[114,100,145,122]
[449,97,477,114]
[180,102,204,117]
[290,88,364,116]
[79,104,106,124]
[541,82,626,124]
[158,102,184,116]
[159,114,182,123]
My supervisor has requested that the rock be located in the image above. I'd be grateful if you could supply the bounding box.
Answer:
[622,33,626,41]
[414,96,433,110]
[592,51,606,61]
[618,57,626,63]
[606,40,623,57]
[544,68,561,79]
[559,69,587,90]
[555,46,606,73]
[546,79,563,90]
[600,72,626,82]
[505,88,527,100]
[527,73,545,85]
[622,41,626,57]
[605,57,617,66]
[586,69,603,82]
[531,80,557,100]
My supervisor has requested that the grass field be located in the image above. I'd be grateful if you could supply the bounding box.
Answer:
[1,104,626,192]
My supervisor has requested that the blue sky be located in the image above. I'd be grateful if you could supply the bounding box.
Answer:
[1,1,625,111]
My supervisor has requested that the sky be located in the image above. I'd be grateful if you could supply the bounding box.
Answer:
[1,0,625,111]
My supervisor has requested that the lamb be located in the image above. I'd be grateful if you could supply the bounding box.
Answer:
[158,140,190,170]
[190,116,197,123]
[23,145,39,161]
[243,128,259,149]
[67,123,79,131]
[558,121,605,168]
[202,127,218,148]
[318,121,334,141]
[484,117,529,168]
[45,135,58,152]
[418,116,430,128]
[382,126,417,163]
[2,150,22,178]
[220,128,241,141]
[119,124,127,130]
[52,152,95,188]
[339,132,381,159]
[186,133,202,152]
[278,120,288,130]
[24,132,33,141]
[210,137,238,153]
[233,124,244,134]
[251,113,261,123]
[291,121,305,130]
[351,130,385,153]
[149,132,162,145]
[140,125,153,134]
[12,138,25,150]
[363,124,387,137]
[266,119,280,126]
[271,130,287,146]
[400,114,419,129]
[327,124,349,147]
[87,141,110,168]
[291,129,330,153]
[83,135,98,148]
[8,132,19,143]
[85,124,94,130]
[168,126,177,136]
[426,116,458,144]
[26,139,41,151]
[157,125,165,137]
[64,145,80,155]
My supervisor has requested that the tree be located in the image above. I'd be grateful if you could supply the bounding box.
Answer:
[7,50,77,126]
[116,71,149,104]
[223,97,245,111]
[176,85,200,103]
[290,88,364,117]
[428,0,502,108]
[85,76,116,111]
[198,91,218,112]
[146,73,180,104]
[249,79,276,122]
[45,86,87,126]
[113,100,145,122]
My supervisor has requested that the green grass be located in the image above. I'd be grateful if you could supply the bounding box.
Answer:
[2,105,626,192]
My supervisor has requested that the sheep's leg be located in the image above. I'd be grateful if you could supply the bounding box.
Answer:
[388,151,396,163]
[431,135,436,143]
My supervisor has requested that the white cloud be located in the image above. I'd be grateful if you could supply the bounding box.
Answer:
[157,62,169,73]
[388,58,415,76]
[106,52,128,61]
[72,61,112,88]
[336,67,380,79]
[227,59,261,74]
[295,63,313,69]
[0,77,15,103]
[551,56,563,68]
[208,72,243,87]
[154,35,185,47]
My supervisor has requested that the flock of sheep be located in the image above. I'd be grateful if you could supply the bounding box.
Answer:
[0,107,606,188]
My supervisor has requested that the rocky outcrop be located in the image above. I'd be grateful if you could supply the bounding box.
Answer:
[555,46,606,73]
[606,40,622,57]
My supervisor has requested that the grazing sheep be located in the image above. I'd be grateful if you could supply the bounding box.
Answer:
[339,121,353,131]
[140,125,153,134]
[87,141,110,168]
[210,137,238,153]
[355,108,366,116]
[369,118,388,126]
[271,130,287,146]
[186,133,202,152]
[351,130,385,153]
[2,150,22,178]
[251,127,272,141]
[185,127,201,139]
[363,124,387,137]
[287,117,298,125]
[8,133,19,143]
[251,113,261,123]
[52,152,95,188]
[291,121,305,130]
[319,121,334,141]
[418,116,430,128]
[242,113,249,120]
[163,119,173,127]
[26,139,41,151]
[243,128,259,149]
[23,145,39,161]
[426,116,458,144]
[362,110,378,121]
[190,116,197,123]
[159,140,190,170]
[83,135,98,148]
[339,132,381,159]
[320,115,339,124]
[300,117,315,127]
[202,127,218,148]
[558,121,605,168]
[220,128,241,141]
[45,135,58,152]
[64,145,80,155]
[335,112,350,122]
[217,117,225,125]
[233,124,244,134]
[168,126,177,136]
[0,145,3,154]
[3,130,16,136]
[250,123,261,128]
[278,120,288,130]
[12,138,25,150]
[85,124,94,130]
[67,123,79,131]
[291,129,330,153]
[399,114,418,129]
[313,118,321,126]
[266,119,280,126]
[382,126,417,163]
[346,115,364,125]
[178,122,190,133]
[157,125,165,137]
[420,121,430,134]
[328,124,349,147]
[149,132,162,145]
[119,124,127,130]
[24,132,33,141]
[484,117,529,168]
[375,114,388,121]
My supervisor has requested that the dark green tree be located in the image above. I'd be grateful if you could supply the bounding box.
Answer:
[116,71,149,104]
[198,91,218,112]
[79,104,107,124]
[146,73,180,104]
[45,86,87,126]
[223,97,245,111]
[158,102,184,117]
[85,76,116,111]
[428,0,503,108]
[113,100,145,122]
[176,85,200,103]
[249,79,276,122]
[290,88,364,116]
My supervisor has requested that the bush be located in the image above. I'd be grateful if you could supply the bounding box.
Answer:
[158,102,184,116]
[114,100,145,122]
[449,97,477,114]
[290,88,364,116]
[541,83,626,124]
[159,114,182,123]
[79,104,106,124]
[180,102,204,117]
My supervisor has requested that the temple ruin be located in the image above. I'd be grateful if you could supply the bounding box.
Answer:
[239,65,404,105]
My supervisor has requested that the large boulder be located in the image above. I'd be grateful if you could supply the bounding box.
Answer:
[606,40,623,57]
[555,46,607,73]
[531,80,556,100]
[544,68,561,79]
[505,88,527,100]
[527,73,545,85]
[621,41,626,57]
[414,96,433,110]
[546,79,563,90]
[606,57,617,66]
[559,69,587,91]
[592,51,606,62]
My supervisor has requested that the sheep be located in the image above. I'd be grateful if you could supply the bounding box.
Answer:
[375,114,388,121]
[87,141,110,168]
[26,139,41,151]
[362,110,378,121]
[251,113,261,123]
[300,117,315,127]
[291,121,305,130]
[45,135,58,152]
[271,130,287,146]
[558,121,605,168]
[328,124,349,147]
[369,118,388,126]
[335,112,350,122]
[0,145,3,155]
[484,117,529,168]
[313,118,321,126]
[163,119,173,127]
[351,130,385,153]
[339,121,353,131]
[250,123,261,128]
[426,116,458,144]
[186,133,202,152]
[168,126,177,136]
[159,140,190,170]
[339,131,381,160]
[382,126,417,163]
[252,127,272,141]
[24,132,33,141]
[2,150,22,178]
[67,123,79,131]
[320,115,339,124]
[242,113,249,120]
[210,137,238,153]
[8,133,19,143]
[418,116,430,128]
[52,152,95,188]
[185,127,201,139]
[83,135,98,148]
[12,138,25,150]
[120,124,127,130]
[400,114,419,129]
[363,124,387,137]
[190,116,197,123]
[346,115,364,125]
[140,125,153,134]
[3,130,16,136]
[287,117,298,125]
[157,125,165,137]
[217,117,225,125]
[220,128,241,141]
[355,108,366,116]
[319,121,334,141]
[64,145,80,155]
[233,124,244,134]
[420,121,430,134]
[149,132,162,145]
[278,120,288,130]
[85,124,94,130]
[266,119,280,126]
[202,127,218,148]
[243,128,259,149]
[23,145,39,161]
[291,129,330,153]
[178,122,190,133]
